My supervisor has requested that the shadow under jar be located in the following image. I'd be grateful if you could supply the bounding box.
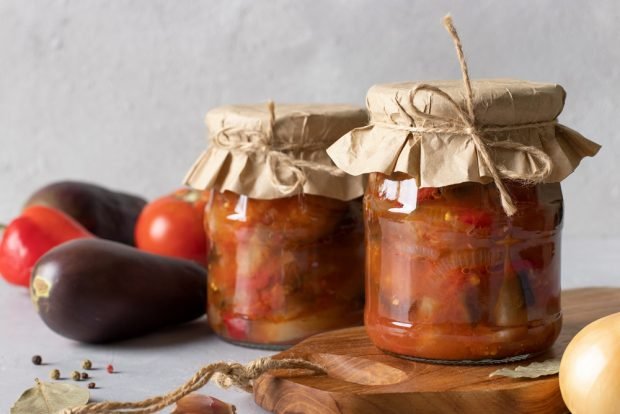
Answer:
[206,191,365,349]
[365,173,563,363]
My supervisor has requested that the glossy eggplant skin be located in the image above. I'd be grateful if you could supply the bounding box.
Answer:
[24,181,146,245]
[31,239,207,343]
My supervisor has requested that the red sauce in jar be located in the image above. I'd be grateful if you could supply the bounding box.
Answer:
[365,173,563,362]
[206,190,364,348]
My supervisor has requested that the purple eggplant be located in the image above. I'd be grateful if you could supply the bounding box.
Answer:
[31,239,207,343]
[24,181,146,245]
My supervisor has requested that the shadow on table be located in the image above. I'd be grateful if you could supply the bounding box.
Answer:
[77,317,215,350]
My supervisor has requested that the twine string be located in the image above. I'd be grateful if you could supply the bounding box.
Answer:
[210,101,345,196]
[62,357,325,414]
[381,16,554,216]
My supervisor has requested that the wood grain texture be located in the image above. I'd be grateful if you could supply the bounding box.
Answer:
[253,288,620,414]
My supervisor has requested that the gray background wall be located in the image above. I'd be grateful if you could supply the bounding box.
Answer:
[0,0,617,238]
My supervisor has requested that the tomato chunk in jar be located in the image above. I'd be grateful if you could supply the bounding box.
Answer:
[206,190,365,349]
[365,173,563,363]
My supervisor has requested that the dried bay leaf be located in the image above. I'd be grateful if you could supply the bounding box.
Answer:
[11,379,90,414]
[489,359,561,379]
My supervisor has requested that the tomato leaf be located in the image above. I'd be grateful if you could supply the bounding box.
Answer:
[10,379,89,414]
[489,359,561,379]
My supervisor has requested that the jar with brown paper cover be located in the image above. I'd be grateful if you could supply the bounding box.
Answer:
[327,19,600,363]
[185,102,368,349]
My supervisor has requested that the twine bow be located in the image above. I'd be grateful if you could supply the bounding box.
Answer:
[211,101,345,196]
[62,357,325,414]
[382,16,554,216]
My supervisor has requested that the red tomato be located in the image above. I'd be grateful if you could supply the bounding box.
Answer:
[0,206,93,287]
[135,189,209,266]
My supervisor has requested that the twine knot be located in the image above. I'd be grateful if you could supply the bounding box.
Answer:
[380,16,554,216]
[210,101,345,196]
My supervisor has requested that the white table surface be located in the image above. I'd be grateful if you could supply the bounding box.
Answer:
[2,236,619,412]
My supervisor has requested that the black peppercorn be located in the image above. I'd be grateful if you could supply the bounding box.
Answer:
[88,382,96,389]
[81,372,89,380]
[31,355,42,365]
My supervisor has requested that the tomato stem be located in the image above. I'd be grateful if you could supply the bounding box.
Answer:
[179,190,201,203]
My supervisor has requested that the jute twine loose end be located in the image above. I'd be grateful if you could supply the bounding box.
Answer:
[62,357,325,414]
[210,101,345,196]
[379,15,554,216]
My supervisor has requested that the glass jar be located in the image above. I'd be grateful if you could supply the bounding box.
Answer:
[206,190,365,349]
[365,172,563,363]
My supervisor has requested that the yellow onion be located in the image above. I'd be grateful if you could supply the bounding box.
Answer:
[559,312,620,414]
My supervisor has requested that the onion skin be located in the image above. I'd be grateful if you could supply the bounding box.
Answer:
[559,312,620,414]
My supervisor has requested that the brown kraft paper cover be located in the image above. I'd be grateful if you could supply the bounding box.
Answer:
[328,79,600,187]
[184,103,368,201]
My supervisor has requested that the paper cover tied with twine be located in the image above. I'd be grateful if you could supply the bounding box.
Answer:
[328,15,600,216]
[184,103,368,201]
[328,78,600,193]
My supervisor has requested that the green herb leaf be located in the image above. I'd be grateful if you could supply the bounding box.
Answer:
[489,359,561,379]
[10,379,89,414]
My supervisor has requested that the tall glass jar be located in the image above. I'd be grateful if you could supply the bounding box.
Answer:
[327,78,599,364]
[365,173,563,362]
[185,102,369,349]
[206,191,364,348]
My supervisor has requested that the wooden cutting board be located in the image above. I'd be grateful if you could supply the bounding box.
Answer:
[253,288,620,414]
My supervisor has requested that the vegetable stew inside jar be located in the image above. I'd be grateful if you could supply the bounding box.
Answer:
[185,102,368,349]
[364,174,564,362]
[327,20,600,363]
